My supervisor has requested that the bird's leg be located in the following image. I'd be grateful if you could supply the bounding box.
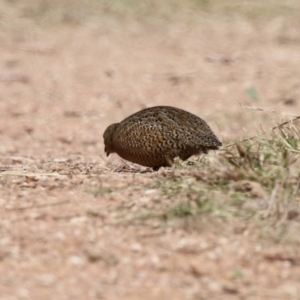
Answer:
[165,156,174,167]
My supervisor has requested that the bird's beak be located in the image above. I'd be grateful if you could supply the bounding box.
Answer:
[105,147,110,157]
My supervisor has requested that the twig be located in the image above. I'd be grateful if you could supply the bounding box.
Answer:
[0,156,36,162]
[0,171,61,177]
[240,103,298,117]
[6,200,70,211]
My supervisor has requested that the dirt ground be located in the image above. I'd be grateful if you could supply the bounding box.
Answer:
[1,1,300,299]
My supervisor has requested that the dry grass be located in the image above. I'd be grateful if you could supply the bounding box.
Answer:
[134,119,300,227]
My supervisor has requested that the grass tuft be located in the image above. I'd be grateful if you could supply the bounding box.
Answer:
[142,121,300,231]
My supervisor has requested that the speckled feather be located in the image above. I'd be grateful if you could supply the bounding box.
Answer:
[103,106,222,169]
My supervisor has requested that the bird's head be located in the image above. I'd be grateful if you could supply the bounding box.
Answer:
[103,123,119,156]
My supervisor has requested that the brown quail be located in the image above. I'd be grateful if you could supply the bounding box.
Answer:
[103,106,222,169]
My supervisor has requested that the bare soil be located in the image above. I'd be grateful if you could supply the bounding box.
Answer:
[1,1,300,299]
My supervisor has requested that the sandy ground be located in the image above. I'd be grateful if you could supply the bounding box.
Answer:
[1,1,300,299]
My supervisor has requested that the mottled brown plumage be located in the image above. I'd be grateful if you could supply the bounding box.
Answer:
[103,106,222,169]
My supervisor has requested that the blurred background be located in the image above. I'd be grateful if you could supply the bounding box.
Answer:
[1,0,300,163]
[1,2,300,299]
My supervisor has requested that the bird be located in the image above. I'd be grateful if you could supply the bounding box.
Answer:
[103,106,222,170]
